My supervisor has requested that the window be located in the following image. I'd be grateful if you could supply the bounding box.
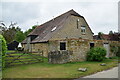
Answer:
[81,26,86,34]
[51,26,57,32]
[60,42,66,50]
[77,19,80,29]
[29,35,38,41]
[90,43,94,49]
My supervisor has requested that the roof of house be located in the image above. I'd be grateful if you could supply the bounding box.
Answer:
[102,34,111,40]
[93,34,111,40]
[93,33,120,41]
[22,9,93,43]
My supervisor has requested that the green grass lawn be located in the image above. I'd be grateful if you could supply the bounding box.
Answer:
[2,58,118,78]
[6,50,16,53]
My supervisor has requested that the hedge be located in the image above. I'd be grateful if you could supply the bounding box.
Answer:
[0,34,7,69]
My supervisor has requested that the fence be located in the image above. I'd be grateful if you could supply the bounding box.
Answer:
[5,51,44,67]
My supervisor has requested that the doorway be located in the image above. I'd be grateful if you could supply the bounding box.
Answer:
[103,43,110,58]
[90,43,94,49]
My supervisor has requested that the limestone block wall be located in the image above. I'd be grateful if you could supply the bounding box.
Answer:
[22,43,49,57]
[22,39,119,61]
[49,39,119,62]
[50,15,93,40]
[48,50,72,64]
[49,39,90,62]
[32,43,49,57]
[67,39,89,62]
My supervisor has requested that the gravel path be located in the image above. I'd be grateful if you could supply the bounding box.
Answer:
[83,67,118,78]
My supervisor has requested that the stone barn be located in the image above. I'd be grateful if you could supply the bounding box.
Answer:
[22,9,119,62]
[22,9,94,57]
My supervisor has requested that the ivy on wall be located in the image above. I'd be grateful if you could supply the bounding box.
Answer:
[110,44,120,57]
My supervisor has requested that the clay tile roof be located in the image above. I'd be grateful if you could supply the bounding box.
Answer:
[102,34,111,40]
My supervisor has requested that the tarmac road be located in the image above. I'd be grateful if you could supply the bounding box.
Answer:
[83,66,118,78]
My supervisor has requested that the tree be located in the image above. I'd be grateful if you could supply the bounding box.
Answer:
[0,34,7,69]
[109,31,113,35]
[15,31,25,42]
[14,25,37,42]
[98,32,104,40]
[1,21,37,43]
[16,27,21,32]
[24,25,37,37]
[0,22,21,43]
[2,27,17,43]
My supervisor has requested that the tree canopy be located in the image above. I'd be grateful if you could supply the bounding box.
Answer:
[0,22,37,43]
[24,25,37,37]
[15,31,26,42]
[98,32,104,40]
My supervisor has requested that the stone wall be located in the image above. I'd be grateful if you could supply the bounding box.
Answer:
[48,50,73,64]
[49,39,120,62]
[31,43,49,57]
[67,39,89,62]
[49,39,89,62]
[22,39,119,62]
[22,43,49,57]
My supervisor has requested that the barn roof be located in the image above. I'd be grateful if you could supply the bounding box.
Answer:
[22,9,93,43]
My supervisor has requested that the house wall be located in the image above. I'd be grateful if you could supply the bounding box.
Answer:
[49,39,119,62]
[67,39,89,61]
[31,43,49,57]
[49,39,89,62]
[50,15,93,40]
[22,39,119,61]
[22,43,49,57]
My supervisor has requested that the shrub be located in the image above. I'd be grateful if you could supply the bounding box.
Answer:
[0,34,7,69]
[116,46,120,57]
[87,47,106,61]
[110,44,120,57]
[110,45,118,56]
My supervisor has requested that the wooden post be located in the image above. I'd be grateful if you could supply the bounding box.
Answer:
[42,51,44,62]
[38,49,40,56]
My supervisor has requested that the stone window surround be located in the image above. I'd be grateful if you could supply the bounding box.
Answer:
[58,41,68,51]
[81,26,86,34]
[89,42,95,49]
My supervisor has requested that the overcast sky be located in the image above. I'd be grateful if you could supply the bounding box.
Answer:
[1,0,119,35]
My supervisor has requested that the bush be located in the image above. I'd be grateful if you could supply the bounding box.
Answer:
[0,34,7,69]
[87,47,106,61]
[110,45,118,56]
